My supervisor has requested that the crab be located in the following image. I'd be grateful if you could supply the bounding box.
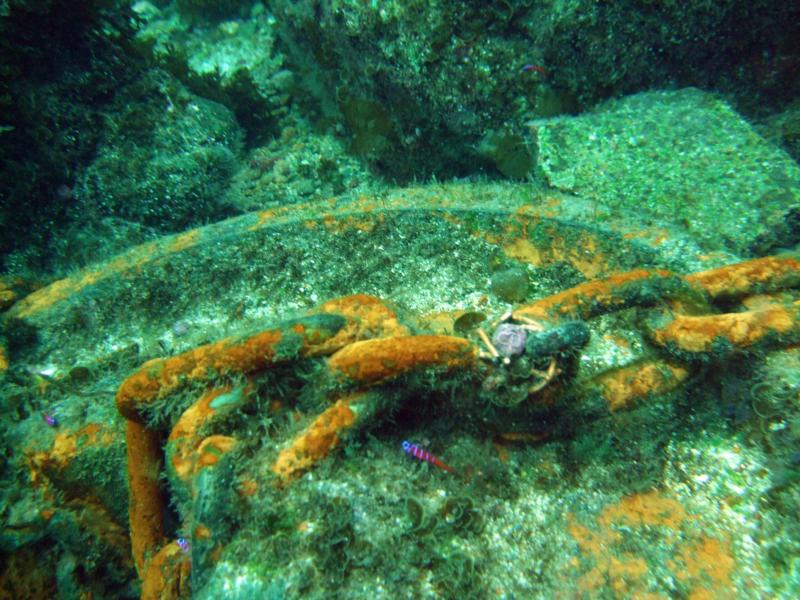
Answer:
[475,311,561,394]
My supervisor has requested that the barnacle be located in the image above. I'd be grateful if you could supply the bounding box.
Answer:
[491,323,528,357]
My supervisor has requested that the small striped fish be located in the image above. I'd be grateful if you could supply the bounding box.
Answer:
[402,440,454,472]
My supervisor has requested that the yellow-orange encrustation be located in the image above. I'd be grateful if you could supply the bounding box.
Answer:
[328,335,477,385]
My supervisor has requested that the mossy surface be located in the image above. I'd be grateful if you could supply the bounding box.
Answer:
[2,184,800,597]
[2,2,800,587]
[532,89,800,255]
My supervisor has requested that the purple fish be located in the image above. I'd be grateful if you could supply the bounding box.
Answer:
[521,63,547,76]
[42,412,58,427]
[402,441,454,472]
[177,537,191,554]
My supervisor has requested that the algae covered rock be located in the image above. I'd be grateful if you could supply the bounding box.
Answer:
[490,266,530,302]
[478,129,536,180]
[530,88,800,253]
[226,129,374,211]
[175,0,250,23]
[76,73,243,230]
[134,1,290,143]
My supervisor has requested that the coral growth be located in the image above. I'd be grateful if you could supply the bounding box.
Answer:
[513,269,680,322]
[686,254,800,300]
[8,231,796,597]
[140,540,191,600]
[116,314,347,419]
[125,420,165,577]
[271,395,362,483]
[596,360,690,412]
[328,335,477,385]
[568,491,736,598]
[650,302,800,355]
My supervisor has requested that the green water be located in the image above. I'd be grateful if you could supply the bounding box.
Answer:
[1,1,799,598]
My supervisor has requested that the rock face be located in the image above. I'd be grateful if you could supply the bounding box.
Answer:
[531,88,800,254]
[76,75,243,230]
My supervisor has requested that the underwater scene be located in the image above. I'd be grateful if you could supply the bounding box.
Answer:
[2,1,800,598]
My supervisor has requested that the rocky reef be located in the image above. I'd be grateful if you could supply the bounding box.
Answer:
[2,180,800,597]
[2,1,800,598]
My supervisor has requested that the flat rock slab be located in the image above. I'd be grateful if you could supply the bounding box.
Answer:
[8,183,666,369]
[531,88,800,253]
